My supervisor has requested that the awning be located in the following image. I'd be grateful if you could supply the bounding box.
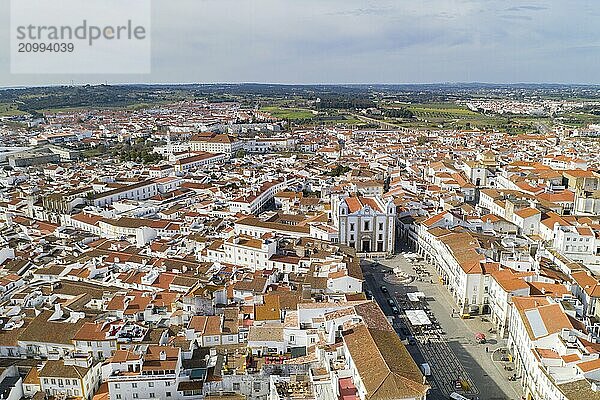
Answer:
[405,309,432,326]
[407,292,426,302]
[177,380,203,391]
[189,369,206,380]
[290,346,306,358]
[339,377,359,400]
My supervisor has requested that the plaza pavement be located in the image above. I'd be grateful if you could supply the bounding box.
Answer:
[362,253,524,400]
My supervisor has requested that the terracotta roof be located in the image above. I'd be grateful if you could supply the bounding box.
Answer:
[422,211,449,228]
[571,271,600,297]
[577,358,600,373]
[254,294,281,321]
[514,207,540,219]
[188,315,222,336]
[344,196,383,213]
[343,323,428,399]
[490,269,531,293]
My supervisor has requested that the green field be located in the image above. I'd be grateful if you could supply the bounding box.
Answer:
[374,102,557,133]
[557,112,600,127]
[261,106,316,120]
[0,103,27,116]
[406,103,479,119]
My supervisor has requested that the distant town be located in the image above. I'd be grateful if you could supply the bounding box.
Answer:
[0,83,600,400]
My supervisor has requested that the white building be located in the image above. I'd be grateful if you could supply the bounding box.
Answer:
[554,225,599,266]
[333,195,395,255]
[229,179,288,215]
[189,133,243,155]
[507,296,600,400]
[105,346,197,400]
[225,235,277,270]
[38,358,101,400]
[173,152,226,173]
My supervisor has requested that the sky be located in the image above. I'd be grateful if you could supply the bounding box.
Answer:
[1,0,599,86]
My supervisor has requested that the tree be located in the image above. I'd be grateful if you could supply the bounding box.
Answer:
[327,165,351,177]
[234,149,247,158]
[383,107,414,119]
[417,136,429,146]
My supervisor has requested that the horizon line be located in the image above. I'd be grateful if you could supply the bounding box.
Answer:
[2,81,600,89]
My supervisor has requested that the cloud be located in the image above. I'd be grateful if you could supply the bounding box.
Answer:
[500,14,533,21]
[504,5,548,12]
[0,0,599,85]
[327,6,395,17]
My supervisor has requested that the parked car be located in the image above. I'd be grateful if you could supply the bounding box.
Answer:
[387,298,395,306]
[391,306,399,314]
[380,285,388,294]
[408,336,417,345]
[365,290,373,299]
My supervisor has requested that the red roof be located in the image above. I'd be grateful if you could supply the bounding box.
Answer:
[344,196,382,213]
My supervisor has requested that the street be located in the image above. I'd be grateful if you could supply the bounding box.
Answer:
[362,253,524,400]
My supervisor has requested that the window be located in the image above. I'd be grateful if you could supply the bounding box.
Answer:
[350,223,355,231]
[379,223,384,230]
[133,394,138,399]
[132,383,138,389]
[166,393,172,397]
[116,395,122,400]
[233,383,241,391]
[148,382,154,388]
[149,393,155,398]
[165,382,171,387]
[114,384,120,389]
[364,221,370,230]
